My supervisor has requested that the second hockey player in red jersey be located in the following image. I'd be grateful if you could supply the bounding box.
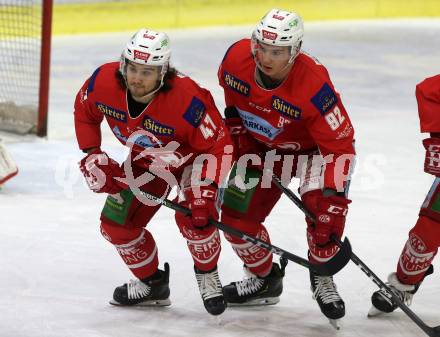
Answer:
[218,8,355,327]
[370,74,440,316]
[74,29,232,315]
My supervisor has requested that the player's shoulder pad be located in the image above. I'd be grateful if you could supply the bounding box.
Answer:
[416,74,440,102]
[220,39,251,65]
[296,52,331,80]
[169,74,207,98]
[296,53,338,115]
[86,62,119,94]
[166,75,208,129]
[87,66,102,94]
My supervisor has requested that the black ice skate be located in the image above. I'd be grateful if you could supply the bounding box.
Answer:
[110,263,171,307]
[310,270,345,330]
[195,266,226,315]
[368,265,433,317]
[223,260,286,306]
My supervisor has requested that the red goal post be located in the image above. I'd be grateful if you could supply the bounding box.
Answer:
[0,0,53,137]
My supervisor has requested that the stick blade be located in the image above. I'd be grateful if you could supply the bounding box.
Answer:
[430,326,440,337]
[311,238,352,276]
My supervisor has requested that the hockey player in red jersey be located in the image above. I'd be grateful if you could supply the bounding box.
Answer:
[218,9,355,326]
[370,74,440,316]
[74,29,232,315]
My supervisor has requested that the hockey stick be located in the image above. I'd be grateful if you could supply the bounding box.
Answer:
[114,177,347,276]
[269,172,440,337]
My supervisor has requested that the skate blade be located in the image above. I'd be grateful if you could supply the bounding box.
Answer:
[367,306,385,317]
[227,297,279,307]
[329,319,341,330]
[109,298,171,307]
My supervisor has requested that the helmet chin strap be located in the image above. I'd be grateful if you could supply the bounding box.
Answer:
[277,53,297,74]
[125,63,168,104]
[280,43,301,72]
[130,79,163,104]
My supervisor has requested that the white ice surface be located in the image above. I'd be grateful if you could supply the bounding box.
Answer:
[1,20,440,337]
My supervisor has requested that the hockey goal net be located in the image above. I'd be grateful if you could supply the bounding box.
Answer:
[0,0,52,137]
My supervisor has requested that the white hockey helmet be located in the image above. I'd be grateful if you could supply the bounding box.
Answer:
[252,8,304,63]
[119,28,171,78]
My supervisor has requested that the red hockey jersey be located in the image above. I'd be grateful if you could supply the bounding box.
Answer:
[74,62,232,186]
[416,74,440,133]
[218,39,355,191]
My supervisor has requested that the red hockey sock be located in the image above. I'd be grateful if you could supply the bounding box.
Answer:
[100,222,159,279]
[396,216,439,285]
[222,215,273,276]
[178,225,221,272]
[306,226,341,264]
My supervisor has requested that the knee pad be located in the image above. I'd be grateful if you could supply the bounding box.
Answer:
[100,221,143,244]
[221,213,262,239]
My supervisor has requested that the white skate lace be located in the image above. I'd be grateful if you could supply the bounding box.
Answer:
[313,276,341,304]
[127,279,151,300]
[384,272,415,306]
[236,277,264,297]
[196,270,222,300]
[379,285,414,306]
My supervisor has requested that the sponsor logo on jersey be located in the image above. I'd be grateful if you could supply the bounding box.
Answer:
[113,126,161,148]
[262,30,278,40]
[142,116,174,136]
[336,123,353,140]
[272,96,301,120]
[272,14,285,20]
[311,83,338,115]
[133,50,150,61]
[183,96,206,128]
[223,71,250,96]
[237,108,283,141]
[96,102,127,122]
[277,116,291,128]
[249,101,271,113]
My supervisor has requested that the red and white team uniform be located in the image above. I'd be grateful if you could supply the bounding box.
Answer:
[370,75,440,316]
[74,62,232,279]
[218,39,355,275]
[395,74,440,285]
